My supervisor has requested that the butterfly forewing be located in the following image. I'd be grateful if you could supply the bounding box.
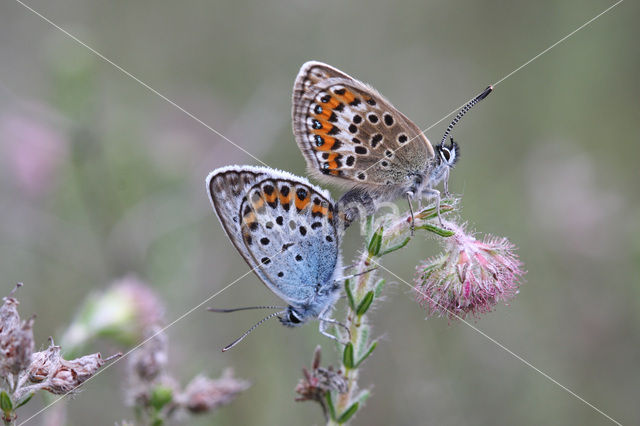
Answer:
[293,61,433,188]
[207,166,340,306]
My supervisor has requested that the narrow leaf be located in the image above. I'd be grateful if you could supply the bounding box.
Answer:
[0,391,12,413]
[325,392,337,421]
[344,279,356,311]
[367,227,383,256]
[337,402,359,423]
[356,291,374,316]
[14,393,33,410]
[356,325,369,358]
[355,341,377,368]
[373,278,386,297]
[379,236,411,256]
[355,389,371,405]
[343,342,355,369]
[417,202,455,220]
[415,224,455,237]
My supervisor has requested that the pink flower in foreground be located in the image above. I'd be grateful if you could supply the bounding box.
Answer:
[414,222,525,319]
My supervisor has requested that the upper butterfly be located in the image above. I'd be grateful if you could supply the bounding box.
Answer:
[207,165,344,351]
[292,61,492,229]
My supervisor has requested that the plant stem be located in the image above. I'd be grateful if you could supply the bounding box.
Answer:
[326,201,456,425]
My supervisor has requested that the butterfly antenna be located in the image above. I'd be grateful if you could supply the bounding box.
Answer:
[221,310,285,352]
[207,305,286,313]
[440,85,493,146]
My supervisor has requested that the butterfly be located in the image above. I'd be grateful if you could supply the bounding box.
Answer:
[206,165,348,351]
[292,61,492,229]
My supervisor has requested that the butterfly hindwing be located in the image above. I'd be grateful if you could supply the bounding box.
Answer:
[208,165,270,269]
[292,61,434,187]
[207,166,340,306]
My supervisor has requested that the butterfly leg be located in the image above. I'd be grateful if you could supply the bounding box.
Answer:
[405,191,415,236]
[442,167,451,198]
[423,188,444,227]
[319,316,350,343]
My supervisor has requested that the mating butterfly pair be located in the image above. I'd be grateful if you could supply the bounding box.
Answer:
[207,62,492,350]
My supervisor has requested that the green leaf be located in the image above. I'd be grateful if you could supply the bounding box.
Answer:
[367,227,383,256]
[355,389,371,405]
[344,279,356,311]
[0,391,12,413]
[373,278,386,297]
[356,325,369,357]
[415,224,455,237]
[364,215,374,240]
[325,392,337,421]
[417,202,455,220]
[379,236,411,256]
[14,393,33,410]
[356,291,374,316]
[337,402,359,423]
[150,385,173,411]
[355,341,377,368]
[342,342,355,369]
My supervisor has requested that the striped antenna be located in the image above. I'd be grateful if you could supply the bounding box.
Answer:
[218,310,285,352]
[440,85,493,145]
[207,305,285,313]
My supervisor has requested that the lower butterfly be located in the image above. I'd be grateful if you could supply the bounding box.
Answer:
[206,165,351,351]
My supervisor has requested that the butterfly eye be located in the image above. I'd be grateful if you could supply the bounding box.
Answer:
[440,147,451,162]
[288,311,301,324]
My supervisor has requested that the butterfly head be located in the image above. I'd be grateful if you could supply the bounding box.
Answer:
[426,137,460,188]
[279,306,308,327]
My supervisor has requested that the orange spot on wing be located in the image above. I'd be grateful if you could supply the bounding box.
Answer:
[314,136,336,151]
[326,97,340,109]
[295,195,311,211]
[243,212,256,225]
[264,191,277,204]
[251,197,264,211]
[317,121,333,133]
[278,191,291,206]
[312,204,329,216]
[327,152,339,170]
[315,109,333,121]
[337,90,355,104]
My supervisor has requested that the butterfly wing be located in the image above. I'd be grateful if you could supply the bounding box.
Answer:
[207,166,341,305]
[292,61,434,188]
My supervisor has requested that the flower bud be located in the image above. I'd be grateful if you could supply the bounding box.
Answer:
[61,275,164,351]
[414,222,525,319]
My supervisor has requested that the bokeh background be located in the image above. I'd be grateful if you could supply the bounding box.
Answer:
[1,0,638,424]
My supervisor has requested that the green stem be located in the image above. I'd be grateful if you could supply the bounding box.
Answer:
[326,201,457,425]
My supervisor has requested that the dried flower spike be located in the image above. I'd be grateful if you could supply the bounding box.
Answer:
[0,283,35,377]
[414,222,525,319]
[179,369,250,414]
[295,346,347,420]
[28,338,120,396]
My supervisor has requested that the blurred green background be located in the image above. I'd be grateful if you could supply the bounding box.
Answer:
[1,0,638,424]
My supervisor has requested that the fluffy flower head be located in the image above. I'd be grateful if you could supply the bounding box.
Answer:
[414,222,525,319]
